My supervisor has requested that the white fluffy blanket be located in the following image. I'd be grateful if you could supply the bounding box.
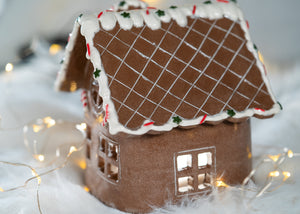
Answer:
[0,50,299,214]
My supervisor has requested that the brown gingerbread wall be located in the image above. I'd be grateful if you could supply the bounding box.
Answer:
[85,119,252,213]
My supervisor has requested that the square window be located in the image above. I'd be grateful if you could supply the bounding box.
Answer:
[98,156,105,173]
[99,137,105,153]
[108,142,118,161]
[177,154,192,171]
[108,163,119,181]
[198,152,212,169]
[178,176,194,193]
[198,173,211,190]
[86,143,91,159]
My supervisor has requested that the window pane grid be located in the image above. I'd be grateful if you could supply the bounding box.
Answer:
[175,147,215,195]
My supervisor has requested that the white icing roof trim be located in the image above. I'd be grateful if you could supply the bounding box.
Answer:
[112,0,148,11]
[56,2,281,135]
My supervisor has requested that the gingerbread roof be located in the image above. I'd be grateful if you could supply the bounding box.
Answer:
[56,2,281,135]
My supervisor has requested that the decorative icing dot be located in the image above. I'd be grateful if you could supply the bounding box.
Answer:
[192,5,197,15]
[200,114,207,124]
[246,20,250,29]
[227,109,236,117]
[119,1,126,7]
[254,108,265,112]
[172,116,182,125]
[170,6,177,9]
[121,12,130,18]
[146,9,150,15]
[204,1,212,4]
[217,0,230,3]
[93,69,101,78]
[155,10,165,17]
[253,44,258,51]
[98,11,104,19]
[87,43,91,56]
[144,122,154,127]
[105,104,109,122]
[76,14,83,22]
[277,102,283,110]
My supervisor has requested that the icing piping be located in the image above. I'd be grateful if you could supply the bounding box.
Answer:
[57,2,281,135]
[113,0,148,11]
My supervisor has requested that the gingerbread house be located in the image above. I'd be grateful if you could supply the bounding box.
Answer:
[56,1,281,213]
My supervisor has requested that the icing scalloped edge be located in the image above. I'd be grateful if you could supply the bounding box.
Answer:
[112,0,148,11]
[56,2,281,135]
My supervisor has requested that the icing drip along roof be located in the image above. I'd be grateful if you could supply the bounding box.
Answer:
[112,0,148,11]
[56,1,281,135]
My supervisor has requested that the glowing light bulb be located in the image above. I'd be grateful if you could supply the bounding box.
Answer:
[76,159,87,170]
[37,155,45,162]
[49,44,62,55]
[5,63,13,73]
[282,171,291,181]
[288,150,294,158]
[76,123,87,132]
[84,186,90,192]
[0,187,4,192]
[32,124,43,133]
[268,154,280,162]
[269,171,280,177]
[31,170,41,184]
[215,180,229,187]
[70,81,77,92]
[69,146,78,154]
[258,51,265,64]
[43,117,56,128]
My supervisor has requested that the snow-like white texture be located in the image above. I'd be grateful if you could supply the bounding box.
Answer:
[0,51,300,213]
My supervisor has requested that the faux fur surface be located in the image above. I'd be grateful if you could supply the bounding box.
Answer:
[0,51,299,213]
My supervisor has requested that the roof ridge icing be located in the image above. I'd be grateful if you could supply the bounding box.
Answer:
[112,0,148,11]
[56,2,281,135]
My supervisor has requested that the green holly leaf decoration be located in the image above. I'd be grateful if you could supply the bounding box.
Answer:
[93,69,101,78]
[227,110,236,117]
[121,12,130,18]
[204,1,212,4]
[119,1,126,7]
[170,6,177,9]
[60,59,64,64]
[231,0,237,3]
[156,10,165,17]
[172,116,182,125]
[76,14,83,22]
[253,44,258,51]
[277,101,283,110]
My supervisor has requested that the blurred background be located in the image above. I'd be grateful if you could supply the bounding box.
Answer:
[0,0,299,70]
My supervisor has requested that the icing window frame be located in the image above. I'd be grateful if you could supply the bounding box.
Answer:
[89,80,104,116]
[85,125,92,160]
[97,134,120,183]
[174,146,216,196]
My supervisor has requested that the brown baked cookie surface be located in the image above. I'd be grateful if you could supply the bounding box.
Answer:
[94,17,275,130]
